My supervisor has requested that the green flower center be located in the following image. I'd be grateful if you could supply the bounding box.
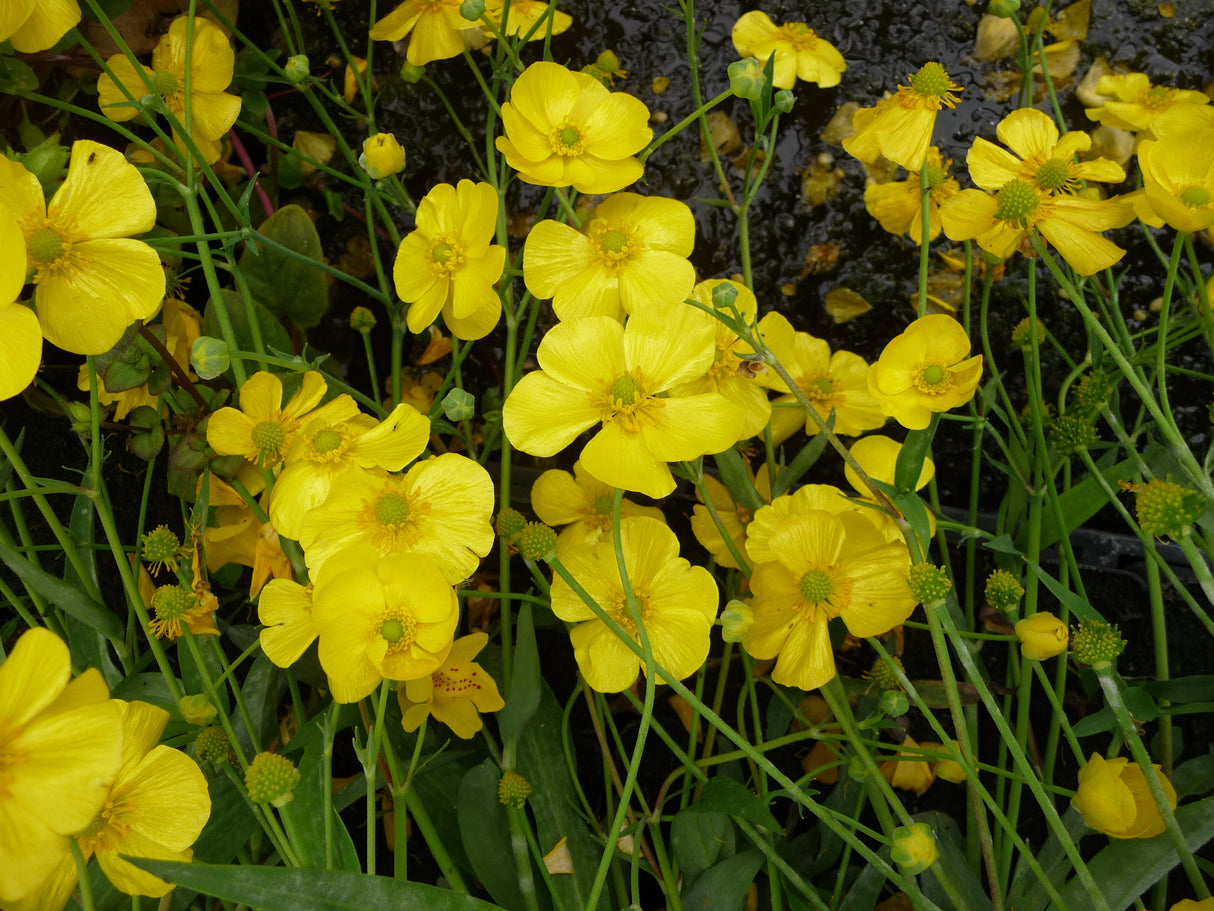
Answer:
[153,585,193,621]
[312,429,342,453]
[995,178,1041,222]
[1142,85,1171,110]
[922,364,946,386]
[602,230,629,254]
[152,69,178,97]
[250,421,286,458]
[559,127,581,147]
[380,613,416,647]
[1180,186,1210,208]
[593,493,614,516]
[810,376,834,396]
[923,163,946,188]
[27,227,65,265]
[1035,157,1071,192]
[609,375,642,404]
[910,61,952,98]
[799,569,834,603]
[431,243,453,264]
[374,492,410,526]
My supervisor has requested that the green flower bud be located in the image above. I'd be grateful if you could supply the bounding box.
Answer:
[711,281,740,311]
[988,0,1021,17]
[880,690,910,717]
[359,132,407,180]
[720,600,754,643]
[245,752,301,807]
[891,823,938,875]
[516,522,557,562]
[194,726,230,764]
[498,770,531,808]
[772,88,795,114]
[442,388,476,422]
[350,306,377,333]
[284,54,310,85]
[728,57,767,101]
[191,336,230,381]
[495,508,527,543]
[179,693,217,726]
[459,0,485,21]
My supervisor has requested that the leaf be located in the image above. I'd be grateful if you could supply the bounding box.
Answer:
[202,289,293,365]
[0,56,38,93]
[1144,675,1214,705]
[497,603,540,744]
[0,539,123,641]
[281,722,360,872]
[680,848,764,911]
[671,808,733,876]
[241,205,331,329]
[1007,807,1092,911]
[688,776,781,833]
[458,760,526,910]
[1028,458,1136,551]
[917,811,993,911]
[1072,687,1158,738]
[128,859,505,911]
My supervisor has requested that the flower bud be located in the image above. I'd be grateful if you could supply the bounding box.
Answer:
[459,0,485,20]
[359,133,407,180]
[442,388,476,422]
[711,281,740,311]
[772,89,795,114]
[179,693,217,726]
[1072,753,1176,838]
[720,600,754,642]
[516,522,557,562]
[728,57,767,101]
[880,690,909,717]
[890,823,938,875]
[245,752,301,807]
[284,54,310,85]
[1015,611,1069,660]
[350,306,377,333]
[498,770,531,808]
[191,336,230,381]
[988,0,1021,17]
[194,726,230,764]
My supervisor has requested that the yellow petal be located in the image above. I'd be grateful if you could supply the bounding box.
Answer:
[370,0,423,41]
[966,138,1022,192]
[995,107,1059,161]
[580,420,674,499]
[8,0,78,53]
[0,0,36,43]
[523,219,590,299]
[503,370,600,456]
[0,303,41,401]
[51,140,157,239]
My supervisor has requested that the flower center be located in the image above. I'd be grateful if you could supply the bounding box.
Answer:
[995,178,1041,224]
[596,370,665,432]
[26,226,65,265]
[609,374,642,404]
[805,375,834,399]
[779,22,818,51]
[1140,85,1172,111]
[250,420,287,459]
[380,613,416,645]
[152,69,179,97]
[796,565,852,618]
[1034,157,1072,192]
[1180,186,1210,208]
[312,428,342,453]
[602,230,629,254]
[593,493,614,516]
[427,237,464,276]
[587,220,642,274]
[800,568,834,602]
[375,491,410,526]
[551,122,586,157]
[914,363,953,395]
[923,162,946,188]
[910,62,951,98]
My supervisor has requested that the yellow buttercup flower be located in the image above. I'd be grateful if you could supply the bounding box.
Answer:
[206,371,359,467]
[503,305,745,499]
[257,579,317,669]
[299,454,495,582]
[0,211,39,400]
[550,517,720,693]
[14,701,210,910]
[483,0,572,40]
[730,10,845,90]
[1015,611,1069,659]
[670,280,772,442]
[360,132,406,179]
[881,736,936,795]
[1138,139,1214,233]
[0,628,123,905]
[756,311,885,442]
[742,504,914,692]
[497,61,652,194]
[310,546,460,703]
[689,464,771,571]
[967,108,1126,196]
[392,179,506,340]
[369,0,488,66]
[1084,73,1209,135]
[399,632,505,738]
[0,0,79,52]
[867,314,983,431]
[843,62,962,171]
[523,193,696,322]
[98,16,242,165]
[268,403,432,540]
[864,147,960,244]
[1072,753,1176,839]
[0,141,165,356]
[531,460,665,556]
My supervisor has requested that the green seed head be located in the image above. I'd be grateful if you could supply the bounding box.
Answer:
[1035,158,1072,192]
[516,522,558,562]
[910,61,953,97]
[498,770,532,808]
[995,179,1041,222]
[194,726,231,764]
[1069,619,1125,670]
[909,563,952,606]
[1134,479,1204,540]
[244,752,301,807]
[495,507,527,542]
[984,569,1025,612]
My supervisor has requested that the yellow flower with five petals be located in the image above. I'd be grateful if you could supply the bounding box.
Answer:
[399,632,505,738]
[843,62,961,171]
[731,10,845,90]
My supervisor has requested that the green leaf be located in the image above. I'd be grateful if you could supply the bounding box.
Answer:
[458,760,526,910]
[1031,458,1135,551]
[497,603,541,743]
[1144,675,1214,705]
[895,419,938,493]
[0,539,122,641]
[128,859,505,911]
[281,722,360,872]
[918,812,993,911]
[689,776,781,833]
[680,848,764,911]
[1072,687,1158,738]
[836,849,889,911]
[671,808,732,876]
[1054,794,1214,911]
[202,289,293,367]
[1006,807,1091,911]
[0,55,37,92]
[241,205,331,329]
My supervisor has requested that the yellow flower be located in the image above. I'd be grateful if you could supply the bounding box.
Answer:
[98,16,242,165]
[399,632,505,738]
[531,460,665,557]
[842,62,962,171]
[369,0,488,65]
[0,211,40,400]
[483,0,571,40]
[523,193,696,322]
[844,434,935,540]
[203,472,293,598]
[689,464,771,571]
[867,314,983,430]
[1015,611,1069,659]
[1171,901,1214,911]
[881,737,936,795]
[1138,139,1214,233]
[503,305,745,499]
[0,0,79,52]
[310,546,460,702]
[742,503,914,692]
[730,10,845,90]
[756,311,885,441]
[550,517,719,693]
[15,701,210,910]
[257,579,317,668]
[1084,73,1210,135]
[1071,753,1177,839]
[268,403,432,540]
[669,280,772,441]
[392,179,506,340]
[206,371,358,467]
[0,628,123,904]
[0,141,164,356]
[298,454,495,582]
[890,822,938,875]
[967,108,1126,196]
[496,61,652,194]
[864,147,961,244]
[360,132,406,179]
